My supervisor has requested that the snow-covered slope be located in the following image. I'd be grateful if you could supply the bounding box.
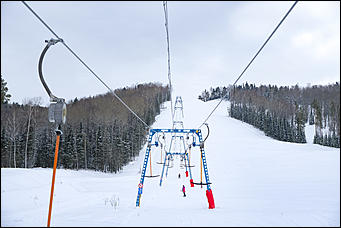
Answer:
[1,96,340,227]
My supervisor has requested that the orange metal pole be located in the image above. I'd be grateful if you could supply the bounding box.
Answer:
[47,134,60,227]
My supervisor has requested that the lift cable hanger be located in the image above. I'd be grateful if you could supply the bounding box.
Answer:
[22,1,150,129]
[38,37,66,227]
[38,37,67,134]
[198,1,298,129]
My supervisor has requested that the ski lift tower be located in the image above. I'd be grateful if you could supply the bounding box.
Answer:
[136,96,215,209]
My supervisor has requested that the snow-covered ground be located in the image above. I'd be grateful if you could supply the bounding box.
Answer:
[1,95,340,226]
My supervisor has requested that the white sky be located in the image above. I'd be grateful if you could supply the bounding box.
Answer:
[1,1,340,106]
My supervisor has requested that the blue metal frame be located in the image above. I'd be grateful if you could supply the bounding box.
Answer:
[136,131,155,206]
[136,128,212,207]
[197,130,212,191]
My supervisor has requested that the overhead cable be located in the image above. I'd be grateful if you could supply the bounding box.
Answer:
[198,1,298,129]
[163,1,174,124]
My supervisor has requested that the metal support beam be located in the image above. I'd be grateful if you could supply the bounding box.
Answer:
[136,131,155,207]
[136,128,214,208]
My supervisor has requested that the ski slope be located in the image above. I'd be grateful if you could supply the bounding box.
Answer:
[1,95,340,227]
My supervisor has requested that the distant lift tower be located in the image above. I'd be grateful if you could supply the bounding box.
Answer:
[173,96,184,129]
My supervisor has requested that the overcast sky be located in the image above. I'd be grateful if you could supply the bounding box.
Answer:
[1,1,340,106]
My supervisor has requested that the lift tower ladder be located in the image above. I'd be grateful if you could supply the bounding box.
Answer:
[136,131,155,207]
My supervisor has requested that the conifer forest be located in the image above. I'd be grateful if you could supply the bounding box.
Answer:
[1,83,170,171]
[199,82,340,148]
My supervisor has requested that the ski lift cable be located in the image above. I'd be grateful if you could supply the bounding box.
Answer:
[21,1,150,129]
[198,1,298,129]
[163,1,174,124]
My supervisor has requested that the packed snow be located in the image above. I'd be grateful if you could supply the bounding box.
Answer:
[1,94,340,226]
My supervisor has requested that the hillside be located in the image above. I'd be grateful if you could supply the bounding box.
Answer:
[1,96,340,226]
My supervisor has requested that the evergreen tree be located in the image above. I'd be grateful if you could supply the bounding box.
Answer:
[36,128,53,168]
[294,104,306,143]
[95,125,104,171]
[1,75,11,104]
[323,134,328,146]
[309,107,314,125]
[1,128,9,167]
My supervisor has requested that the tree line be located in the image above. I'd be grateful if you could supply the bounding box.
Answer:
[198,82,340,148]
[1,82,170,172]
[198,86,229,102]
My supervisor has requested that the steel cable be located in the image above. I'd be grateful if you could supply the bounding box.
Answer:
[21,1,150,129]
[198,1,298,129]
[163,1,174,124]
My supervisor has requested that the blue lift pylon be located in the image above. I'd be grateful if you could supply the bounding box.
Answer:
[135,128,215,209]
